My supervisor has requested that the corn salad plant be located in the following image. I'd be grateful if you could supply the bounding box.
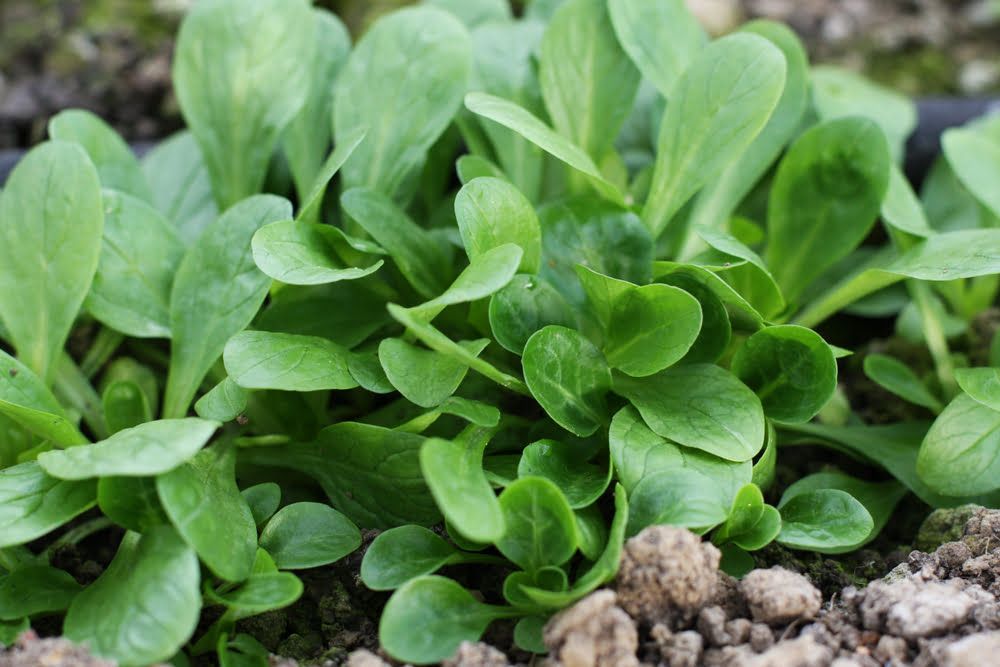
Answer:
[2,0,1000,665]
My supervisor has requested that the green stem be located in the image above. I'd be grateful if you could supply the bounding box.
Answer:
[909,280,959,399]
[79,328,124,379]
[39,517,113,563]
[54,353,109,440]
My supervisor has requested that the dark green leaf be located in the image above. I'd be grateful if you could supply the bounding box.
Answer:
[777,489,874,553]
[0,349,87,446]
[259,502,360,570]
[496,477,578,572]
[242,483,281,527]
[156,444,257,582]
[0,565,82,620]
[517,439,611,509]
[626,468,729,536]
[863,353,943,412]
[98,476,166,532]
[917,393,1000,496]
[207,572,303,616]
[64,527,200,666]
[102,381,152,435]
[379,338,488,408]
[522,326,612,437]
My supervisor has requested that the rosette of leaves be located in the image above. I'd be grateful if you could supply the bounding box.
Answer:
[5,0,1000,665]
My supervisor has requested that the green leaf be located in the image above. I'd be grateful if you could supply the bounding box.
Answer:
[251,220,384,285]
[361,525,498,591]
[259,502,361,569]
[627,468,729,536]
[574,504,608,561]
[195,377,249,423]
[523,326,612,437]
[608,0,705,98]
[0,618,28,645]
[489,275,576,355]
[164,195,291,418]
[207,572,303,616]
[889,229,1000,280]
[379,338,489,408]
[241,422,439,528]
[464,92,625,205]
[98,476,167,532]
[340,187,452,299]
[140,131,217,245]
[156,444,257,582]
[540,197,653,309]
[863,353,943,412]
[955,367,1000,412]
[765,117,891,304]
[48,109,152,202]
[810,65,917,162]
[776,489,874,553]
[779,472,905,553]
[642,33,786,238]
[469,21,546,201]
[497,477,578,573]
[714,483,765,544]
[917,393,1000,496]
[64,527,200,666]
[518,439,611,509]
[295,126,368,226]
[731,325,837,423]
[388,305,530,395]
[38,418,218,480]
[0,349,87,446]
[334,6,470,200]
[657,271,732,364]
[455,177,542,273]
[521,484,628,608]
[283,9,351,202]
[540,0,640,159]
[585,274,703,377]
[380,576,517,665]
[881,165,934,237]
[0,565,82,620]
[456,155,507,184]
[410,243,523,318]
[102,381,152,435]
[513,616,548,654]
[242,483,281,528]
[609,406,751,500]
[696,227,785,319]
[729,505,781,551]
[425,0,511,27]
[223,331,358,392]
[0,462,96,548]
[0,141,103,382]
[614,364,765,461]
[173,0,314,207]
[257,282,389,349]
[420,432,504,543]
[686,21,808,251]
[942,127,1000,219]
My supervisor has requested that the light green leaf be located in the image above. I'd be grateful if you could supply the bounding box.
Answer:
[206,572,303,615]
[455,177,541,273]
[614,364,765,461]
[224,331,357,392]
[412,244,523,318]
[334,6,470,200]
[0,565,82,620]
[627,468,729,536]
[102,380,152,435]
[156,444,257,582]
[242,482,281,528]
[140,131,217,245]
[294,125,368,226]
[259,502,361,569]
[642,33,786,238]
[889,229,1000,280]
[608,0,705,98]
[0,462,96,548]
[164,195,291,418]
[956,367,1000,412]
[777,489,874,553]
[420,431,504,543]
[283,9,351,202]
[540,0,640,159]
[518,439,611,509]
[173,0,314,207]
[881,165,933,237]
[917,393,1000,496]
[425,0,511,27]
[863,353,943,412]
[251,220,384,285]
[765,117,891,304]
[464,92,625,205]
[48,109,152,202]
[195,377,249,423]
[85,190,185,338]
[38,418,218,480]
[0,141,103,382]
[64,527,200,666]
[0,349,86,447]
